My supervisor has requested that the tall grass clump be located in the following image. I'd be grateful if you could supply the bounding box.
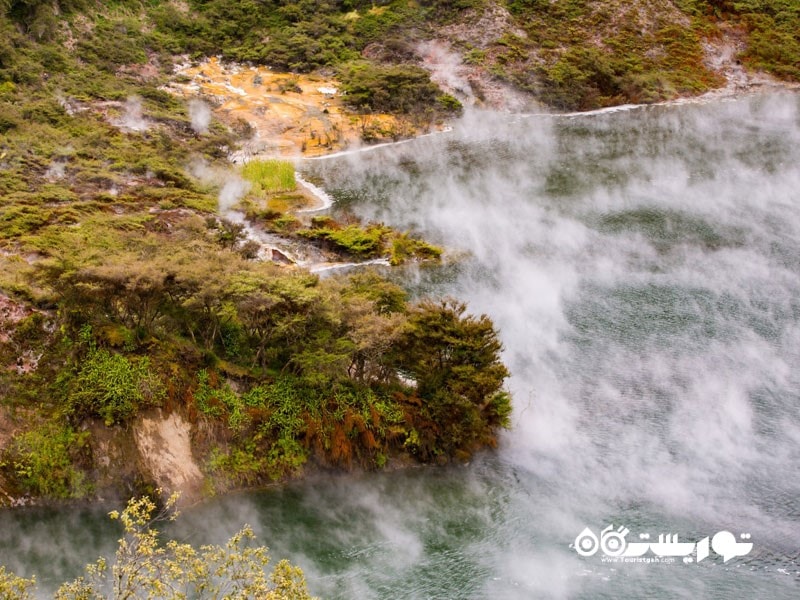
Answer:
[241,159,296,195]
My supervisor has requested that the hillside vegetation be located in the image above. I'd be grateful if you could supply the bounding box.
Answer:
[2,1,798,113]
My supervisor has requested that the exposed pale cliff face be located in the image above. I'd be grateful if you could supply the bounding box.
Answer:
[133,410,204,506]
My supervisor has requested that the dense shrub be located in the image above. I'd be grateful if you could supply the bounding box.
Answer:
[68,347,166,426]
[338,61,443,113]
[4,422,90,498]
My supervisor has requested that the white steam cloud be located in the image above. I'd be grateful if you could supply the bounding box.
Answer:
[44,160,66,181]
[218,178,249,214]
[188,99,211,135]
[116,96,149,132]
[188,158,250,215]
[285,93,800,596]
[416,40,475,104]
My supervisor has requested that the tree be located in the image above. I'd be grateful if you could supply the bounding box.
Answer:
[53,492,314,600]
[398,299,509,407]
[0,566,35,600]
[0,493,314,599]
[393,299,512,457]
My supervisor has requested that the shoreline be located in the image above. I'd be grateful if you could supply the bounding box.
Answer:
[519,80,800,120]
[0,421,486,511]
[292,81,799,164]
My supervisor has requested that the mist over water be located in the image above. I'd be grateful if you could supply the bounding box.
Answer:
[299,91,800,597]
[2,93,799,598]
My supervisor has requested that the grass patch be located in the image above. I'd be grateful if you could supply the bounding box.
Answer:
[241,159,296,195]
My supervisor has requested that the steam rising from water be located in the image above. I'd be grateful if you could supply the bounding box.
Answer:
[2,93,799,599]
[293,92,800,597]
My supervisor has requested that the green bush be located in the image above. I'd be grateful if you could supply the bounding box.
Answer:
[389,232,443,265]
[69,348,166,426]
[6,421,90,499]
[338,61,443,113]
[437,93,464,114]
[76,17,149,72]
[298,223,389,257]
[195,369,250,431]
[739,10,800,80]
[207,442,266,484]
